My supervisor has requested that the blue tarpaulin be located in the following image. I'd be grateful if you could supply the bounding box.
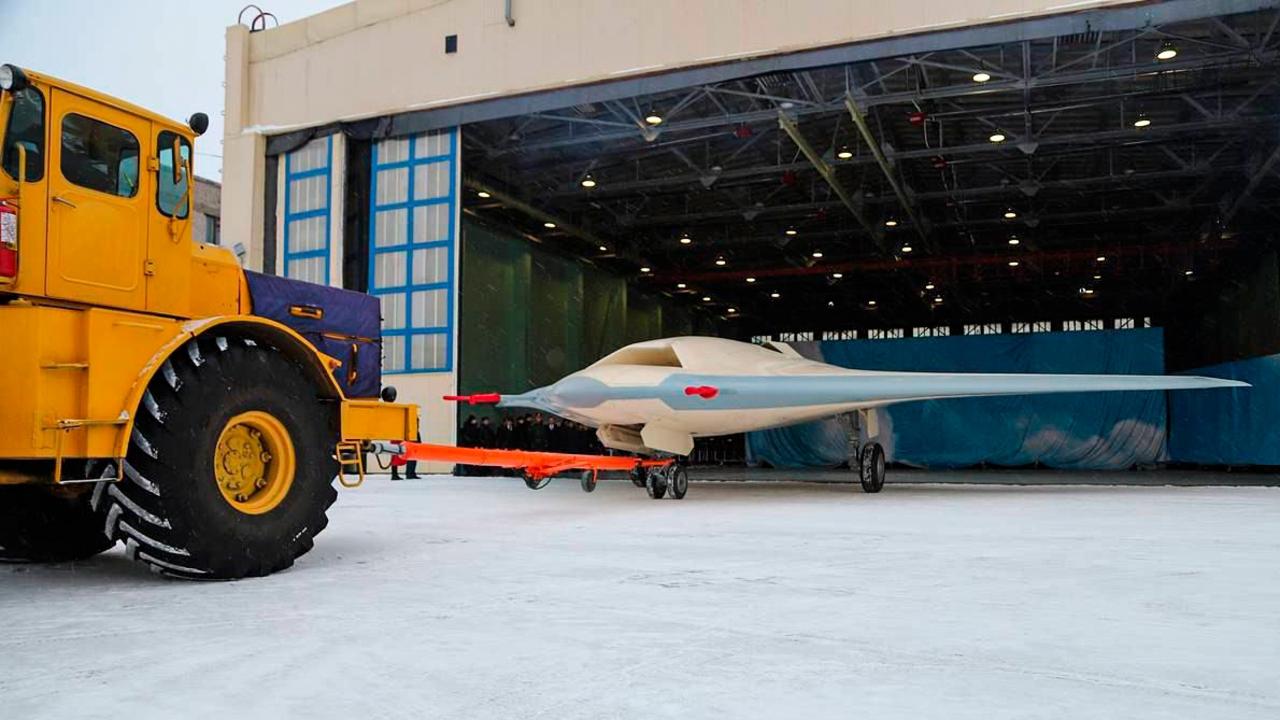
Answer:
[1168,353,1280,465]
[747,329,1170,470]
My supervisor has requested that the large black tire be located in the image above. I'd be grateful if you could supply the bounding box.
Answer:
[93,335,339,579]
[668,466,688,500]
[646,469,668,499]
[580,470,597,493]
[859,443,886,493]
[0,484,116,563]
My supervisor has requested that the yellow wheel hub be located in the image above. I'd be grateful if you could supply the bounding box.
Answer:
[214,411,296,515]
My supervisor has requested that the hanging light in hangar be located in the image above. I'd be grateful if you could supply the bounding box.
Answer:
[972,70,992,83]
[714,256,727,266]
[580,174,597,189]
[836,145,853,160]
[679,233,692,245]
[476,190,491,199]
[1156,41,1178,61]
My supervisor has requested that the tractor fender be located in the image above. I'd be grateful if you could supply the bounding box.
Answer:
[113,315,345,460]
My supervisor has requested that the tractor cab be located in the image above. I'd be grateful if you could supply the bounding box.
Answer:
[0,63,237,318]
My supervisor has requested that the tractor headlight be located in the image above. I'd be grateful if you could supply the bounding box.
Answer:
[0,64,29,92]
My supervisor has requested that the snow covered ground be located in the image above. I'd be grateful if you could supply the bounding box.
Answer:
[3,475,1279,719]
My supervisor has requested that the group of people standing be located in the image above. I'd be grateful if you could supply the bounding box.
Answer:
[455,412,603,475]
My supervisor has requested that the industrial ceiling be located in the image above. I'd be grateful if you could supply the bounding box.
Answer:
[462,4,1280,336]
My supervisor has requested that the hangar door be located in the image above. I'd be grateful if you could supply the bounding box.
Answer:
[368,128,459,374]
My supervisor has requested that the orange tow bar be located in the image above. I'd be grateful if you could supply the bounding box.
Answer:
[366,440,673,480]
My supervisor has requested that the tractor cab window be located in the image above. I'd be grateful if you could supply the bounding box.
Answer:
[157,130,190,218]
[60,112,139,197]
[1,86,45,181]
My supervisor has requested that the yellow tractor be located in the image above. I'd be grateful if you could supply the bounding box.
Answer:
[0,65,417,579]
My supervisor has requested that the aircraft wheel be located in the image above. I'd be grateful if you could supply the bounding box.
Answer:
[645,468,668,499]
[859,443,886,493]
[579,470,597,493]
[668,465,688,500]
[629,465,647,488]
[523,472,550,490]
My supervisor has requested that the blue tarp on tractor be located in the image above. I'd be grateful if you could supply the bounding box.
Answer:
[747,329,1170,470]
[245,271,383,399]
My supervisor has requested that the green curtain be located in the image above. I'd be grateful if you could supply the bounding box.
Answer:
[459,218,702,406]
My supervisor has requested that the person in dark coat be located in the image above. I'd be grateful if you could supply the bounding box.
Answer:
[527,412,549,452]
[478,417,496,448]
[456,415,479,476]
[546,416,562,453]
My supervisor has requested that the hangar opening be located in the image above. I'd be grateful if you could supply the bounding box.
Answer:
[248,1,1280,468]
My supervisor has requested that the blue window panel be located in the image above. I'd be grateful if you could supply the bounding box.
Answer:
[369,128,456,374]
[283,137,333,286]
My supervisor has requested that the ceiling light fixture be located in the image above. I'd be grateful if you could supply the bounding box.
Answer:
[1096,255,1107,262]
[812,250,824,258]
[901,244,913,253]
[972,70,991,83]
[770,292,781,299]
[476,190,491,199]
[836,146,853,160]
[1003,208,1018,219]
[1133,114,1151,128]
[1008,236,1020,246]
[714,256,727,266]
[676,282,687,289]
[1008,260,1020,267]
[640,266,651,273]
[1184,269,1194,276]
[828,301,835,307]
[989,131,1006,143]
[868,300,877,306]
[581,174,597,189]
[702,296,712,302]
[1156,40,1178,61]
[543,221,557,229]
[832,273,844,279]
[727,307,737,313]
[785,228,798,236]
[924,282,935,290]
[598,245,609,252]
[679,233,692,245]
[644,113,663,125]
[746,277,757,283]
[934,296,944,304]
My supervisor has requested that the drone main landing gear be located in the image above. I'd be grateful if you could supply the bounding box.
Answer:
[858,442,886,493]
[644,463,688,500]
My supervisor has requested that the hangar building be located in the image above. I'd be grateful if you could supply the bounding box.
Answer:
[220,0,1280,463]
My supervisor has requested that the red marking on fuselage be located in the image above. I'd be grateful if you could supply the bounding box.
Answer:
[684,385,719,399]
